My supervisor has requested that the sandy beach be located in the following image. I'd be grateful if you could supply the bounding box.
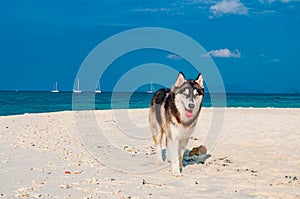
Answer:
[0,108,299,198]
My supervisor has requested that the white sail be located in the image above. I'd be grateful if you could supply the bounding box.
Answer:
[51,81,59,93]
[146,82,154,93]
[73,78,82,93]
[95,81,101,93]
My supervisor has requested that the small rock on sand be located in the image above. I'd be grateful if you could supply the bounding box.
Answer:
[189,145,207,156]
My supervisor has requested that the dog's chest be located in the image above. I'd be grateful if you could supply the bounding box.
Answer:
[170,124,195,141]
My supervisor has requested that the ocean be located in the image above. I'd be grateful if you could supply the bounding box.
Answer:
[0,91,299,116]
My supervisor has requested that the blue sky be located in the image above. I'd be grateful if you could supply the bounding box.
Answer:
[0,0,299,93]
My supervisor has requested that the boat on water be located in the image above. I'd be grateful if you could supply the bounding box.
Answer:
[51,82,59,93]
[73,78,82,93]
[95,81,101,93]
[146,82,154,94]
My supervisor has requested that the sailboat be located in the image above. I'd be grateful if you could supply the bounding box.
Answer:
[51,82,59,93]
[146,82,154,94]
[95,81,101,93]
[73,78,82,93]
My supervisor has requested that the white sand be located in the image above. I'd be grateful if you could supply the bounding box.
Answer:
[0,108,299,198]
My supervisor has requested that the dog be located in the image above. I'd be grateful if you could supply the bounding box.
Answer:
[149,72,204,176]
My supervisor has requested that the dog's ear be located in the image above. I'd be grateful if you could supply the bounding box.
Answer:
[195,73,204,89]
[174,72,186,87]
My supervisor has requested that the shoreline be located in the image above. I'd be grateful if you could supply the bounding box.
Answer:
[0,108,299,198]
[1,107,300,118]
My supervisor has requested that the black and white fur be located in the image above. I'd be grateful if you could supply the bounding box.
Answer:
[149,72,204,176]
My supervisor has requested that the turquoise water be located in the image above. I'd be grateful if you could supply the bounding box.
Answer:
[0,91,299,116]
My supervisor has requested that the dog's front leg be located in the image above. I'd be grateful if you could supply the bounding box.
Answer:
[168,139,181,177]
[179,138,188,173]
[155,144,164,164]
[179,147,185,173]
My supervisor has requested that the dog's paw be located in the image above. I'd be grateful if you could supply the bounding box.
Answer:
[155,158,165,165]
[172,171,182,177]
[155,162,165,166]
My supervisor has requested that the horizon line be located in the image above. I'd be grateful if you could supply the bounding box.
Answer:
[0,90,299,95]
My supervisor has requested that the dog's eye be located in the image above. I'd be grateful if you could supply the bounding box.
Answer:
[183,93,188,97]
[193,89,199,97]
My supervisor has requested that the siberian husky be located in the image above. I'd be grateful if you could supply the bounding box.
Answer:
[149,72,204,176]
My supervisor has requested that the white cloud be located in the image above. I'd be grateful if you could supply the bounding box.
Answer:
[251,9,278,15]
[260,53,266,57]
[185,0,217,5]
[259,0,274,3]
[204,48,241,58]
[210,0,248,17]
[133,8,171,13]
[270,58,280,63]
[260,53,280,63]
[166,54,183,60]
[259,0,290,3]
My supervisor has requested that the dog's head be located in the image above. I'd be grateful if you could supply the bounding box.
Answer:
[172,72,204,122]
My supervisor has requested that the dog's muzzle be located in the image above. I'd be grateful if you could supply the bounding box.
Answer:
[188,103,195,109]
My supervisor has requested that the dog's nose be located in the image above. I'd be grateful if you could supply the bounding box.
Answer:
[188,103,194,109]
